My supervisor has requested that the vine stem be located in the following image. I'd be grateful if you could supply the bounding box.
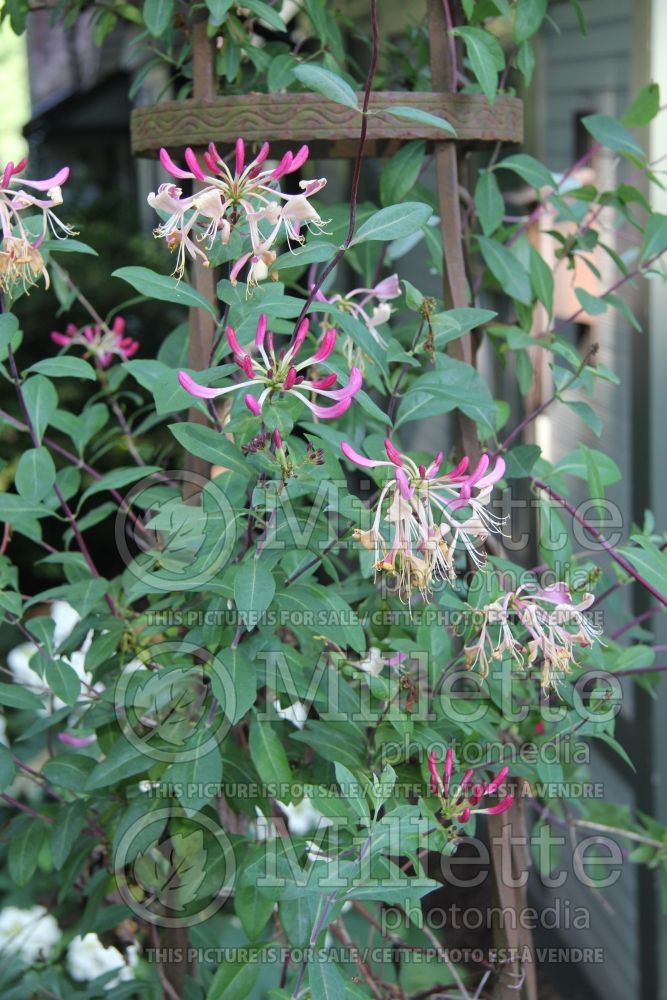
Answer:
[6,345,119,616]
[292,0,380,330]
[531,477,667,608]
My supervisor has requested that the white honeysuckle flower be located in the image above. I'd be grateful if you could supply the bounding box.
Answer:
[0,906,60,963]
[67,933,137,989]
[273,698,308,729]
[277,797,331,837]
[357,647,385,677]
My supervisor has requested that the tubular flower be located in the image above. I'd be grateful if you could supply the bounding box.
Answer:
[341,439,506,600]
[148,139,327,283]
[178,314,362,418]
[313,273,401,351]
[428,749,513,823]
[464,584,602,689]
[51,316,139,368]
[0,159,73,293]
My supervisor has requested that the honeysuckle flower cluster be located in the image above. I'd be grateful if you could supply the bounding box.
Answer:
[314,273,402,351]
[179,314,362,418]
[428,748,513,823]
[148,138,327,283]
[341,439,506,600]
[51,316,139,367]
[464,583,602,689]
[0,159,72,293]
[356,646,407,677]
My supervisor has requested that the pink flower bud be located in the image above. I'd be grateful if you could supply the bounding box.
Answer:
[443,747,454,799]
[284,367,297,390]
[384,439,404,467]
[428,751,442,796]
[273,429,283,450]
[244,394,261,416]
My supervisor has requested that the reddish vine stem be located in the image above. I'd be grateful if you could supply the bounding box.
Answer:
[293,0,380,330]
[532,478,667,608]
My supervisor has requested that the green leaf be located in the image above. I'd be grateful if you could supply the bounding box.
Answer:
[85,738,152,790]
[308,959,346,1000]
[514,0,547,42]
[144,0,173,36]
[248,712,292,789]
[496,154,555,190]
[334,762,370,825]
[22,375,58,444]
[622,83,660,128]
[207,958,261,1000]
[478,236,532,304]
[0,744,15,792]
[210,646,257,724]
[618,537,667,599]
[234,559,275,628]
[555,447,621,486]
[235,875,275,939]
[384,105,456,135]
[0,682,44,711]
[582,114,644,157]
[163,733,223,812]
[242,0,287,30]
[0,312,22,361]
[275,584,366,653]
[351,203,432,245]
[562,399,602,436]
[206,0,233,24]
[51,799,87,870]
[504,444,541,478]
[169,422,250,478]
[8,817,46,886]
[529,246,554,316]
[80,465,161,502]
[580,443,605,520]
[451,27,503,105]
[26,356,97,381]
[397,358,497,433]
[475,169,505,236]
[380,141,426,207]
[575,287,607,316]
[516,40,536,84]
[640,213,667,262]
[124,359,202,415]
[112,267,217,317]
[15,447,56,503]
[292,65,358,110]
[44,657,81,705]
[42,755,95,791]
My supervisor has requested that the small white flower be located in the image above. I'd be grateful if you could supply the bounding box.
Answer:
[276,797,331,837]
[0,905,60,963]
[273,698,308,729]
[357,646,385,677]
[67,933,137,989]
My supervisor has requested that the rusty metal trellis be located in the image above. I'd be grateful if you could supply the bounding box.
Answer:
[130,7,536,1000]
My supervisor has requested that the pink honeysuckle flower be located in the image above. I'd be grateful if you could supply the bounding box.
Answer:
[0,160,73,293]
[313,273,401,351]
[148,138,327,283]
[57,732,96,748]
[463,584,602,689]
[428,749,513,823]
[51,316,139,368]
[341,438,506,600]
[178,314,362,419]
